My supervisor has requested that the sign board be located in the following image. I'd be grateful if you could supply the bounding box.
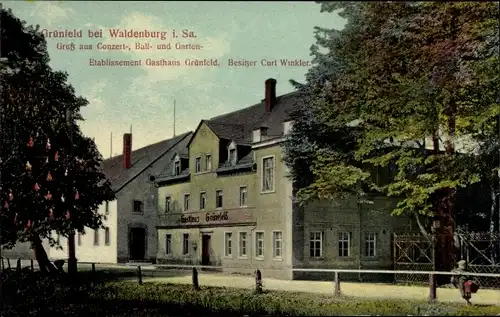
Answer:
[160,208,255,227]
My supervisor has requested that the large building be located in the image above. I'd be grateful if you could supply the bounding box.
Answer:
[49,131,192,263]
[154,79,413,279]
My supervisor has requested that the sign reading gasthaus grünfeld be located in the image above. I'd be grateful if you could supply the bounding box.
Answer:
[161,208,255,227]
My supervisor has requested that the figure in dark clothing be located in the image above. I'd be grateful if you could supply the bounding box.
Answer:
[450,260,472,305]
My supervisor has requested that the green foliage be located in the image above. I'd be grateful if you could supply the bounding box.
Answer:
[284,2,500,228]
[1,272,499,316]
[0,8,115,248]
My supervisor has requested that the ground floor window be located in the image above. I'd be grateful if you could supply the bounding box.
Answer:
[239,232,247,257]
[273,231,282,259]
[255,231,264,258]
[338,232,351,257]
[93,229,99,246]
[104,227,110,245]
[183,233,189,255]
[309,231,323,258]
[166,234,172,255]
[224,232,232,257]
[365,232,377,257]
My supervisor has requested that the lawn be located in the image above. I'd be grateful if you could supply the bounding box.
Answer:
[1,271,499,316]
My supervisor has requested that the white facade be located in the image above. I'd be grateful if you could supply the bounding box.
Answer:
[48,199,118,263]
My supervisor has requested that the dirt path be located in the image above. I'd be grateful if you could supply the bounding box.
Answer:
[144,273,500,306]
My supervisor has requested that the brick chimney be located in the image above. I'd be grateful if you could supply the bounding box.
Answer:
[265,78,277,113]
[123,133,132,169]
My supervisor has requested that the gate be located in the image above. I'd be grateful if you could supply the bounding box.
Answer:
[456,231,500,289]
[393,231,500,289]
[393,233,434,284]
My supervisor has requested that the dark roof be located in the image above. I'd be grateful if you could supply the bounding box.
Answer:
[101,132,192,192]
[204,121,246,141]
[187,90,301,146]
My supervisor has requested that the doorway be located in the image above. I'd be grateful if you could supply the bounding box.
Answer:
[129,227,146,261]
[201,234,211,265]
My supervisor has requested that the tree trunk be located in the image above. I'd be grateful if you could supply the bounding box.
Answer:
[415,213,431,241]
[31,235,57,274]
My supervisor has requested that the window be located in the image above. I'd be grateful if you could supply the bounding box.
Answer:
[182,233,189,255]
[94,229,100,246]
[174,160,181,175]
[104,227,110,245]
[183,194,190,211]
[133,200,143,213]
[365,232,377,257]
[195,157,201,173]
[77,233,82,246]
[105,201,109,214]
[309,231,323,258]
[262,156,275,192]
[338,232,351,257]
[216,190,223,208]
[239,232,247,257]
[166,234,172,255]
[255,232,264,258]
[229,148,237,165]
[239,186,247,207]
[200,192,206,210]
[165,197,172,213]
[224,232,232,257]
[205,154,212,171]
[273,231,283,259]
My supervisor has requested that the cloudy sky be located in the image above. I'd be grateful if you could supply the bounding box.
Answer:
[5,1,345,157]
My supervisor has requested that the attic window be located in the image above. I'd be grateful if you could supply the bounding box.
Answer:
[174,160,181,175]
[228,141,237,165]
[229,149,237,165]
[133,200,143,213]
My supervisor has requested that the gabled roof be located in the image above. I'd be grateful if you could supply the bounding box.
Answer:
[187,91,301,147]
[101,132,192,193]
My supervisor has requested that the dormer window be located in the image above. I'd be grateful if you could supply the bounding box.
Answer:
[173,154,181,175]
[229,149,236,165]
[252,127,269,143]
[283,120,294,135]
[174,160,180,175]
[228,141,237,165]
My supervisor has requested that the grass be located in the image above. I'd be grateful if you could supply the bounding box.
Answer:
[1,271,499,316]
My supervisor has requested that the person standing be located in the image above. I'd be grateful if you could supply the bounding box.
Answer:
[451,260,472,305]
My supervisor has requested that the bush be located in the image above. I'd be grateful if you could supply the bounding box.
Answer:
[1,272,499,316]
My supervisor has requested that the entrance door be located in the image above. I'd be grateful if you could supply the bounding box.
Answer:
[129,227,146,261]
[201,234,211,265]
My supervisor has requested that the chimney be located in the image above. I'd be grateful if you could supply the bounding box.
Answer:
[123,133,132,169]
[265,78,277,113]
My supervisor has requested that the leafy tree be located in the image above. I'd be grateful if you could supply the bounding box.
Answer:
[0,8,115,272]
[284,1,499,249]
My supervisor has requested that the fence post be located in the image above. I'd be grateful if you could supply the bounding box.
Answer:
[16,258,21,272]
[137,266,143,285]
[7,258,11,270]
[255,269,263,294]
[334,271,341,296]
[30,259,34,272]
[192,267,200,290]
[91,263,96,274]
[428,273,437,303]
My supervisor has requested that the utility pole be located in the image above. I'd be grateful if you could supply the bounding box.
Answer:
[66,109,77,276]
[110,132,112,159]
[173,99,176,137]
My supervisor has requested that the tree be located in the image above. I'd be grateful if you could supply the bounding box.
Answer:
[284,2,499,269]
[0,8,115,272]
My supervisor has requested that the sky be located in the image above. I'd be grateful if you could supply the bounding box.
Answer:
[4,1,346,157]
